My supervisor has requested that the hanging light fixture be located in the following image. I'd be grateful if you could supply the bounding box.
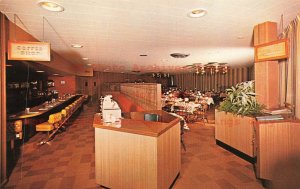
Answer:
[152,73,170,78]
[183,62,229,75]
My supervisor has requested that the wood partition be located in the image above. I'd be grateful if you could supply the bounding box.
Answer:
[255,121,300,181]
[75,72,159,99]
[120,83,162,110]
[216,110,300,185]
[215,110,256,158]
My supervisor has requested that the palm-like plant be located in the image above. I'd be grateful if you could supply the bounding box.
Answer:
[219,81,264,116]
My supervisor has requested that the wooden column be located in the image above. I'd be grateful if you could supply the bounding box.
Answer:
[254,22,279,109]
[0,12,7,186]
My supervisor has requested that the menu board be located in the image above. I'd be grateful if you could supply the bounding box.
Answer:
[255,39,289,62]
[8,41,51,61]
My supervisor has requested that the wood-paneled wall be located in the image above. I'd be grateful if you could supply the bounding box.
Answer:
[173,66,254,91]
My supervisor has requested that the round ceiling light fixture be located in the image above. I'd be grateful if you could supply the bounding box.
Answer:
[188,9,207,18]
[71,44,83,48]
[37,1,65,12]
[82,57,89,60]
[36,70,45,73]
[170,53,190,58]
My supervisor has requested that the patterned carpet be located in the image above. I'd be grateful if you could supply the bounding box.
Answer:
[4,104,264,189]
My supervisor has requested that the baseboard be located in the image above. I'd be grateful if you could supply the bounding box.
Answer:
[216,140,256,164]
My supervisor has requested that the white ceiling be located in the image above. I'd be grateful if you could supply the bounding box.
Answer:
[1,0,300,73]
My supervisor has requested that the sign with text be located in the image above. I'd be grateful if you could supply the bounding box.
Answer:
[255,39,289,62]
[8,41,51,61]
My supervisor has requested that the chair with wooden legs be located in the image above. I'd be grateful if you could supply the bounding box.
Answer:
[195,103,208,123]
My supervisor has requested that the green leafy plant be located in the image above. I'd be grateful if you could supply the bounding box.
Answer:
[219,81,264,116]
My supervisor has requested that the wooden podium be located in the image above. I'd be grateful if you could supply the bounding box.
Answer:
[93,110,181,189]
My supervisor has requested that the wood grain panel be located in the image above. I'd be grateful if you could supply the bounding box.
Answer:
[254,21,279,109]
[120,83,162,110]
[157,123,181,189]
[95,129,157,189]
[215,110,255,157]
[95,119,180,189]
[255,121,300,180]
[0,12,7,186]
[75,72,157,98]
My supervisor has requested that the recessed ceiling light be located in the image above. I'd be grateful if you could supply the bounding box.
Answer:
[53,73,59,76]
[71,44,83,48]
[87,64,92,66]
[37,1,65,12]
[82,57,89,60]
[188,9,207,18]
[36,70,45,73]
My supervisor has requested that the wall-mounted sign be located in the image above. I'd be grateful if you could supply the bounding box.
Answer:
[255,39,289,62]
[8,41,51,61]
[80,67,94,77]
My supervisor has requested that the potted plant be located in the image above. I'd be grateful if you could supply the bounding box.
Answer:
[215,80,264,158]
[219,80,264,116]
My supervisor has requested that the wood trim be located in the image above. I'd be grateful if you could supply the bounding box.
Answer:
[0,12,7,186]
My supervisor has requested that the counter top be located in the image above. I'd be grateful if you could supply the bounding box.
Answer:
[8,95,80,120]
[93,110,180,137]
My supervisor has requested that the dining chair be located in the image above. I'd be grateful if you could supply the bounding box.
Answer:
[144,113,159,122]
[180,120,186,151]
[195,104,208,123]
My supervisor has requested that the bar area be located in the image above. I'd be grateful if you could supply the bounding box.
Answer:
[1,1,300,189]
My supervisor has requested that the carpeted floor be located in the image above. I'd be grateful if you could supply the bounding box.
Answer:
[3,103,264,189]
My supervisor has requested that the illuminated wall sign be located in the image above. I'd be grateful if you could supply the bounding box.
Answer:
[8,41,51,61]
[255,39,289,62]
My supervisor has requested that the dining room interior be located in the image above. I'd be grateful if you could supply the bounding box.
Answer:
[1,1,300,189]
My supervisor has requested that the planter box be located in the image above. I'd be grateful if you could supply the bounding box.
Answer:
[215,110,256,158]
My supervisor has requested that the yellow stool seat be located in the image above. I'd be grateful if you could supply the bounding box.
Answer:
[36,122,54,131]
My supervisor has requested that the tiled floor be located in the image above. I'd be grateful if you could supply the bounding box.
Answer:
[4,104,264,189]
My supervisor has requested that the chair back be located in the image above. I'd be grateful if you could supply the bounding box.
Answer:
[48,113,62,124]
[144,114,159,122]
